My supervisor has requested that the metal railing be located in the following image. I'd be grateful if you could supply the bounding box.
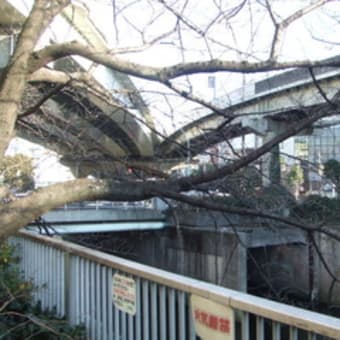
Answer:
[56,200,154,211]
[10,230,340,340]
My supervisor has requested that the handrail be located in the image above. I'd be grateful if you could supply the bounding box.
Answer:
[16,229,340,338]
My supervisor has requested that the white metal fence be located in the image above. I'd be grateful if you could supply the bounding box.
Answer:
[9,230,340,340]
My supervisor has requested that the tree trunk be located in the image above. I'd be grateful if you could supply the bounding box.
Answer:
[0,0,69,163]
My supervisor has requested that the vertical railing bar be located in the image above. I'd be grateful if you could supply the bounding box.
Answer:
[69,255,76,325]
[122,310,127,340]
[22,239,26,280]
[45,244,49,309]
[178,291,186,340]
[59,250,65,317]
[135,277,142,340]
[90,261,96,339]
[49,247,53,310]
[34,241,39,303]
[256,316,264,340]
[63,251,69,320]
[59,249,64,316]
[82,258,87,323]
[151,282,158,340]
[35,242,41,305]
[48,247,51,309]
[127,274,135,340]
[24,239,28,278]
[101,266,108,340]
[96,264,102,340]
[23,239,27,279]
[74,256,80,325]
[28,240,32,280]
[40,243,44,306]
[55,248,60,316]
[27,240,31,282]
[53,248,58,315]
[67,254,72,323]
[24,239,28,282]
[42,244,47,310]
[54,248,58,310]
[169,288,176,340]
[34,242,40,306]
[37,243,42,308]
[75,256,80,326]
[160,285,167,340]
[20,239,25,282]
[85,259,91,331]
[79,258,85,323]
[108,268,114,340]
[143,280,150,340]
[52,247,57,309]
[43,245,48,309]
[79,257,84,325]
[188,294,196,340]
[128,313,134,340]
[54,248,59,311]
[308,332,317,340]
[56,249,60,316]
[19,239,25,281]
[46,245,50,310]
[242,311,250,340]
[114,303,120,339]
[29,240,33,283]
[18,238,22,276]
[289,326,298,340]
[114,272,120,340]
[46,244,50,309]
[272,321,281,340]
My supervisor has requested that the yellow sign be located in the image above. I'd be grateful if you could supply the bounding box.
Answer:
[112,273,136,315]
[191,294,235,340]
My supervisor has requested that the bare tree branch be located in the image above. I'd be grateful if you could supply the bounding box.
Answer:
[29,41,340,82]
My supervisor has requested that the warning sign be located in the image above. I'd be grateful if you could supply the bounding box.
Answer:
[112,273,136,315]
[191,294,235,340]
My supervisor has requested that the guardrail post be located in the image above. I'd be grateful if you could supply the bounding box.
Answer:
[64,252,71,322]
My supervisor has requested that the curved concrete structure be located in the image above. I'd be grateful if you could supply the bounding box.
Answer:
[1,0,159,176]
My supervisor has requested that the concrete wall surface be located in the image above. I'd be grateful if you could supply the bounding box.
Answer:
[319,231,340,305]
[67,225,340,307]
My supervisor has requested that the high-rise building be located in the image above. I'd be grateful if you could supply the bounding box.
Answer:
[295,125,340,164]
[293,124,340,194]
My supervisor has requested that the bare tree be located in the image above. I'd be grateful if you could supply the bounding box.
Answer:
[0,0,339,243]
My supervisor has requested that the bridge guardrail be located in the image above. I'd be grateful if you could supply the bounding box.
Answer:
[56,199,155,211]
[10,230,340,340]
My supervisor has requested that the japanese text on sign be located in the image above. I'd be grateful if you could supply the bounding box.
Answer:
[112,273,136,315]
[194,308,230,333]
[191,294,235,340]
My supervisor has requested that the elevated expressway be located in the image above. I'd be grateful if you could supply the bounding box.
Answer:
[1,0,340,178]
[0,0,159,177]
[160,59,340,159]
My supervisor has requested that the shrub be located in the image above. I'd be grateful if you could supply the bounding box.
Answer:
[292,195,340,223]
[0,242,85,339]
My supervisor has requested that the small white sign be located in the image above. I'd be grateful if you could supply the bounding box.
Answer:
[191,294,235,340]
[112,273,136,315]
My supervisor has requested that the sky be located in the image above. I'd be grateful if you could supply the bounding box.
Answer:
[6,138,74,186]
